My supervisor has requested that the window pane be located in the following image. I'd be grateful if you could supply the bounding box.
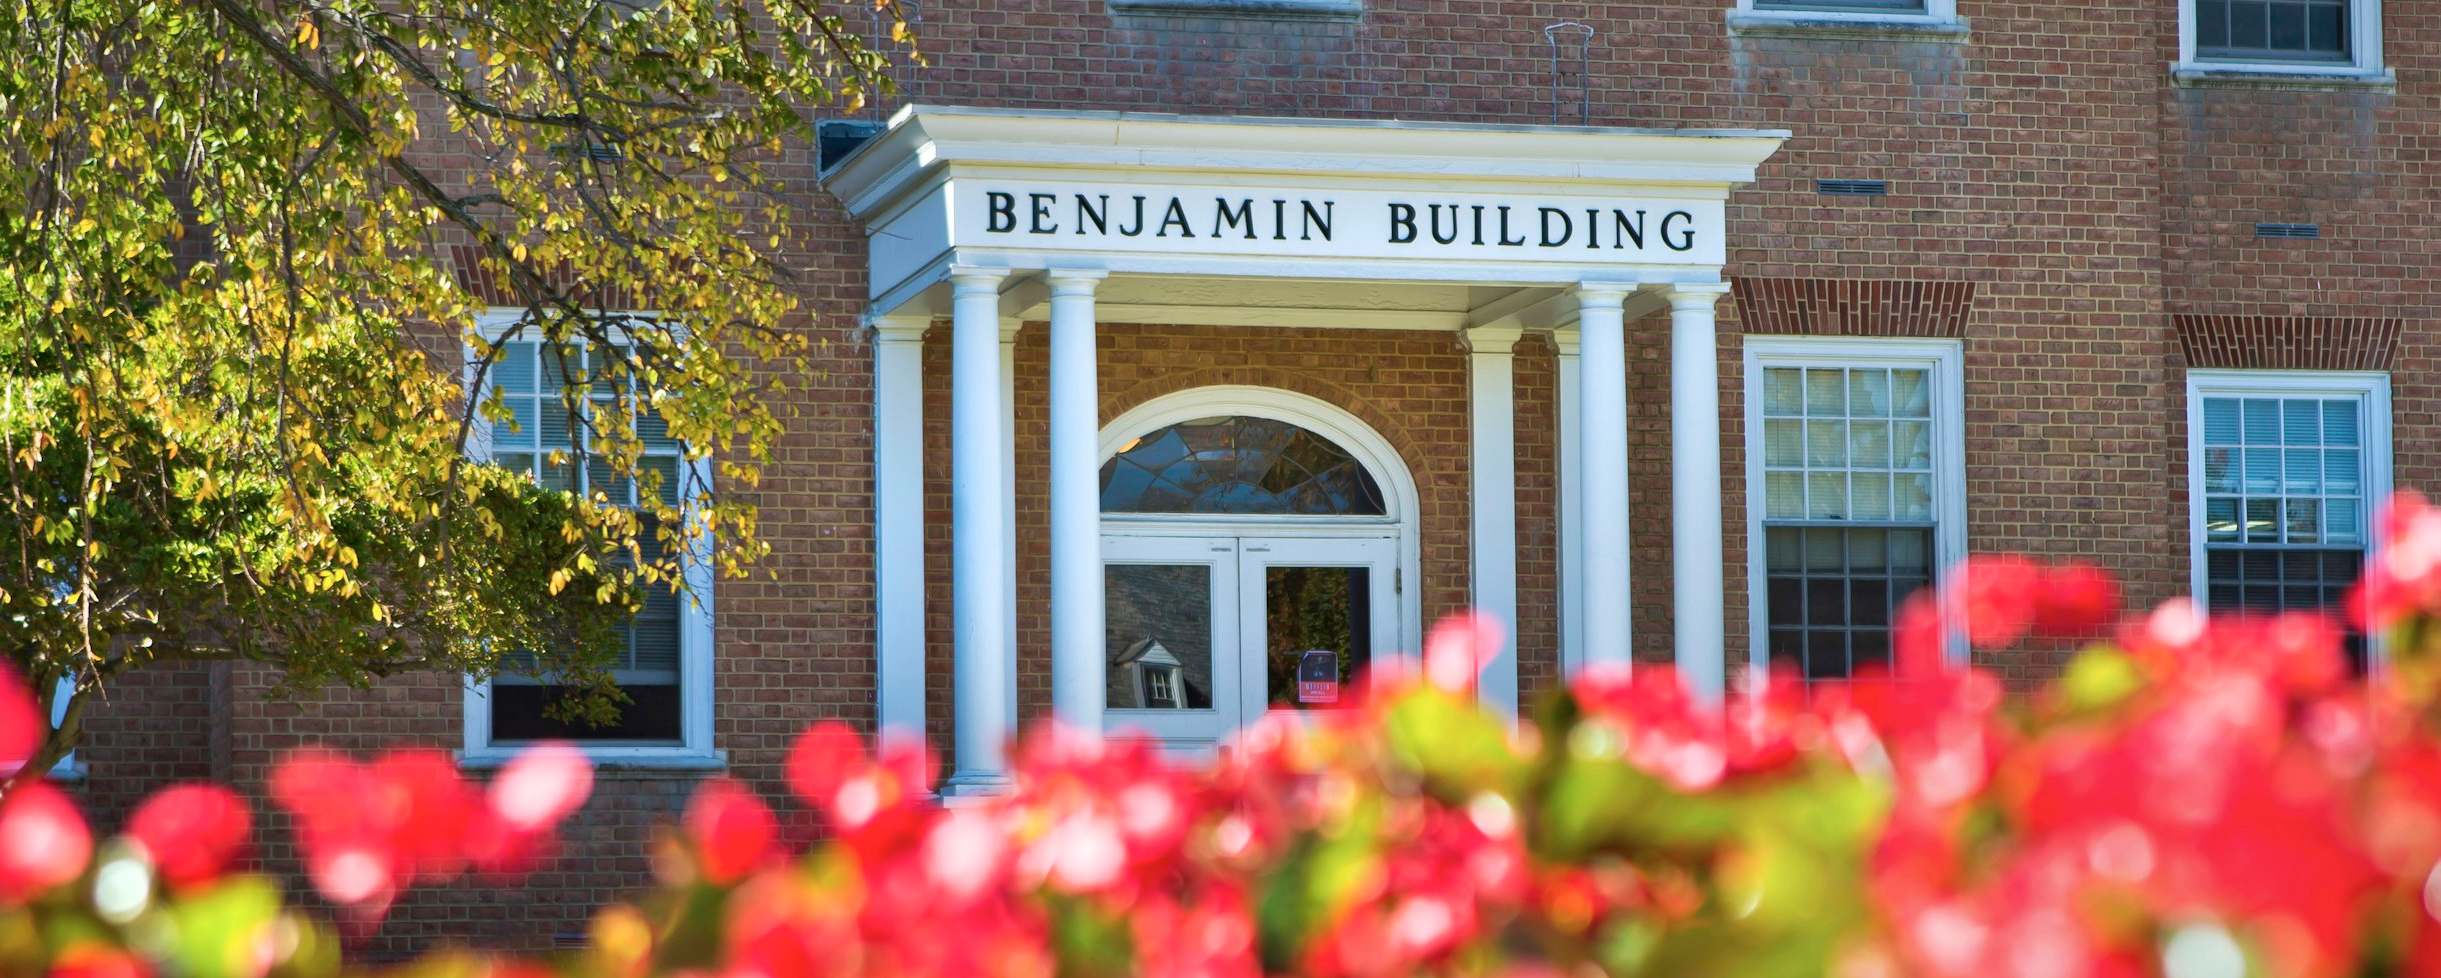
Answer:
[1766,528,1801,571]
[1851,421,1892,468]
[1765,420,1804,467]
[2245,498,2279,543]
[2269,2,2306,51]
[1850,370,1890,417]
[1893,370,1932,418]
[2228,1,2268,49]
[1895,473,1934,521]
[2199,0,2230,47]
[1105,564,1215,710]
[1808,420,1849,467]
[1765,473,1805,519]
[1264,566,1370,712]
[2206,497,2241,542]
[1806,369,1846,415]
[1763,369,1805,416]
[2203,398,2241,444]
[2328,498,2362,544]
[2308,2,2344,52]
[2243,448,2280,494]
[1894,421,1933,469]
[1808,473,1848,519]
[2287,498,2321,542]
[1853,472,1893,520]
[2203,447,2238,493]
[2327,449,2361,493]
[1754,527,1935,682]
[2282,399,2320,445]
[2243,399,2279,444]
[2324,401,2360,445]
[1101,416,1383,515]
[2285,448,2321,494]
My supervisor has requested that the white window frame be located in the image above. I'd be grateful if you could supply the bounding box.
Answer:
[458,308,722,771]
[2184,369,2392,670]
[1727,0,1966,38]
[1742,336,1969,676]
[2174,0,2390,87]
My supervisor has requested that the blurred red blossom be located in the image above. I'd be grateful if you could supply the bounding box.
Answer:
[0,780,89,903]
[32,512,2441,978]
[0,662,38,780]
[125,783,250,890]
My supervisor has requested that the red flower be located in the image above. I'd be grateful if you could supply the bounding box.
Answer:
[45,943,151,978]
[685,777,777,885]
[2032,563,2122,636]
[0,781,90,903]
[0,662,39,779]
[1422,612,1506,694]
[126,783,250,889]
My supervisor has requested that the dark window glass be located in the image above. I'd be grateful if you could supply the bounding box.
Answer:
[1752,0,1925,10]
[2199,393,2371,672]
[491,683,681,742]
[1264,566,1371,711]
[486,338,691,743]
[1765,527,1934,681]
[1101,416,1385,516]
[2200,0,2348,61]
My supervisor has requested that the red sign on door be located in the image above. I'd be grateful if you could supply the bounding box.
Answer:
[1297,650,1340,705]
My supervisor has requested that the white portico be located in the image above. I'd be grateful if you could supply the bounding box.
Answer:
[823,105,1785,795]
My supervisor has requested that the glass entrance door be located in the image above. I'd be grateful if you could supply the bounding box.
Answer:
[1103,533,1397,753]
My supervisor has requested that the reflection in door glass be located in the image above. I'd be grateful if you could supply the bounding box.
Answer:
[1105,564,1215,710]
[1265,567,1370,710]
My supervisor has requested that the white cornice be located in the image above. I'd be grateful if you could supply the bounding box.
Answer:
[823,104,1790,222]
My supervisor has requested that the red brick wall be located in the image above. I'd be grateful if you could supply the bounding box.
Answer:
[74,0,2441,953]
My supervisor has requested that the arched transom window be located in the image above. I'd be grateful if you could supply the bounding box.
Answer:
[1099,416,1386,516]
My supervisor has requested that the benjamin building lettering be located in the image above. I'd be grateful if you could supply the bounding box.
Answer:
[980,190,1698,253]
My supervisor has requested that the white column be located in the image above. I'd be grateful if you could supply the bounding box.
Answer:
[1552,328,1584,677]
[1000,319,1021,738]
[1575,284,1634,669]
[1047,270,1108,731]
[870,317,928,737]
[943,267,1013,796]
[1666,283,1734,703]
[1465,326,1522,719]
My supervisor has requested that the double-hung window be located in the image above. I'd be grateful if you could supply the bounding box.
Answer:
[2186,370,2390,671]
[461,311,718,769]
[2177,0,2387,84]
[1744,337,1967,680]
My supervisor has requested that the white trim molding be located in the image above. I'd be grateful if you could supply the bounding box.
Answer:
[2182,368,2393,670]
[1727,0,1967,41]
[2173,0,2392,90]
[1464,325,1523,720]
[1741,336,1969,677]
[458,308,724,772]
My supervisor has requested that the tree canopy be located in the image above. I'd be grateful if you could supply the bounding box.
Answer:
[0,0,908,778]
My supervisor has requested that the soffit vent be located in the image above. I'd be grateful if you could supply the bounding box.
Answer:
[1816,179,1888,197]
[2255,222,2322,239]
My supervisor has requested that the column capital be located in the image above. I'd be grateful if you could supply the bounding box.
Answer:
[947,264,1008,297]
[1046,268,1109,296]
[1463,324,1524,355]
[867,314,930,344]
[999,318,1023,343]
[1661,282,1734,311]
[1549,327,1581,358]
[1576,281,1636,306]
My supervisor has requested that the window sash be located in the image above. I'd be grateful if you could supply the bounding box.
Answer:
[1745,338,1964,681]
[462,317,712,760]
[2193,0,2351,62]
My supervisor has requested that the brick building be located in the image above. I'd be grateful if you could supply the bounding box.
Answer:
[67,0,2431,952]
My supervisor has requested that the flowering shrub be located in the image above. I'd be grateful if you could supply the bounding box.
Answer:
[22,494,2441,976]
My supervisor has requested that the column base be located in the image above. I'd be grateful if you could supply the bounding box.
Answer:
[937,771,1015,804]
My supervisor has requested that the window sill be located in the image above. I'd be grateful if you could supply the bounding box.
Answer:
[1726,10,1968,42]
[1106,0,1361,20]
[2172,63,2397,93]
[458,745,727,778]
